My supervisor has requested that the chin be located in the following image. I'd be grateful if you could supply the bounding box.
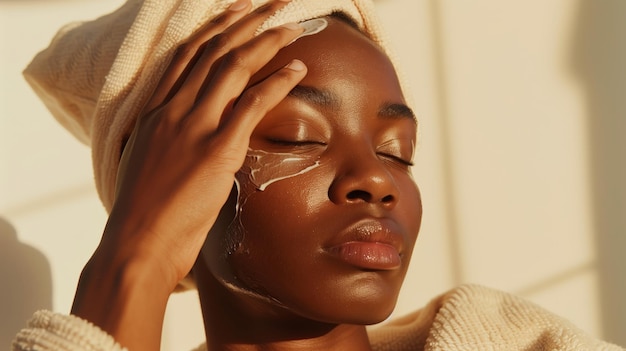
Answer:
[343,308,396,326]
[291,274,402,326]
[313,301,397,326]
[338,291,399,325]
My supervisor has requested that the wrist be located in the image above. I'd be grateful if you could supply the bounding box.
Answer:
[100,211,186,291]
[71,249,172,351]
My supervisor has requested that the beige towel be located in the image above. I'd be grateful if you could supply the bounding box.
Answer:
[23,0,389,213]
[369,284,624,350]
[13,285,623,350]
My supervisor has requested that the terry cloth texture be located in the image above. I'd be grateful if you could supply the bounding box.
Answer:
[23,0,391,291]
[12,285,624,351]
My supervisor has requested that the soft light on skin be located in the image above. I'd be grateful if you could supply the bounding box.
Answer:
[208,147,324,259]
[195,16,422,341]
[200,145,324,307]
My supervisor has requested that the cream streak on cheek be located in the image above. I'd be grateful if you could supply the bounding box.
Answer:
[204,148,323,298]
[224,148,322,255]
[238,148,321,191]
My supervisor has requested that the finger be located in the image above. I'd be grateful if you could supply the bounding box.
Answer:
[169,1,296,113]
[144,0,253,112]
[215,59,307,152]
[187,23,305,132]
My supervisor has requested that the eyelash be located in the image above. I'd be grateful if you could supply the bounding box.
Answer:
[378,153,415,167]
[267,139,327,147]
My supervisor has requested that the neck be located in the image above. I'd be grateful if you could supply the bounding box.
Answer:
[193,262,374,351]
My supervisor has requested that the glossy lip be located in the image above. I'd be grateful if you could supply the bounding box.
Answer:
[325,218,405,271]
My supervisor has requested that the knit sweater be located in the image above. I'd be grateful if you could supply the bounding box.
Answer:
[12,284,623,351]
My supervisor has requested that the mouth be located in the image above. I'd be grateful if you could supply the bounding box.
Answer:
[325,218,404,271]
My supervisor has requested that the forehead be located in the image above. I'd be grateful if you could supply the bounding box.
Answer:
[252,16,407,107]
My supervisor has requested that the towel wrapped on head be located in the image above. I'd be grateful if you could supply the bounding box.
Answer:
[23,0,393,290]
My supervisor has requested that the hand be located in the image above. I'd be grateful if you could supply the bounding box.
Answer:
[71,1,307,349]
[108,0,306,293]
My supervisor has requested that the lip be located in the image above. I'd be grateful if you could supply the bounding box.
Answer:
[325,218,405,271]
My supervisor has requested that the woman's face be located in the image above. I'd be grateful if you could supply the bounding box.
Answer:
[202,17,421,325]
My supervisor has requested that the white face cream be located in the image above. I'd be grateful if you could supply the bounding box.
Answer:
[237,148,321,191]
[208,147,323,257]
[229,148,322,237]
[201,147,323,299]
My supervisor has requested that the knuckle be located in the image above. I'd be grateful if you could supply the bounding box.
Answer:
[221,49,248,70]
[173,41,197,61]
[238,90,265,109]
[208,12,229,27]
[205,32,233,53]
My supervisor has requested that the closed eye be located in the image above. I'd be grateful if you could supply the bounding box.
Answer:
[378,152,414,167]
[267,139,327,147]
[376,138,415,168]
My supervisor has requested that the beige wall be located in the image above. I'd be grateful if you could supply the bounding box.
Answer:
[1,0,624,349]
[379,1,626,346]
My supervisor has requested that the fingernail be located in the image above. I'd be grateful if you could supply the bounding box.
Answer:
[228,0,249,11]
[299,18,328,37]
[285,18,328,46]
[286,59,306,72]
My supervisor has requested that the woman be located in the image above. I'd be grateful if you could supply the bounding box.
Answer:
[14,0,623,350]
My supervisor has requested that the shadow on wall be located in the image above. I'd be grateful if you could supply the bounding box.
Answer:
[0,217,53,347]
[570,1,626,346]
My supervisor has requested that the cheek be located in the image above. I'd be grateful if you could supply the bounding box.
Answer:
[398,177,422,259]
[209,149,326,291]
[222,176,327,303]
[220,148,323,252]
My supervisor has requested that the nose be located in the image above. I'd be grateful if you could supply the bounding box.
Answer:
[328,152,400,209]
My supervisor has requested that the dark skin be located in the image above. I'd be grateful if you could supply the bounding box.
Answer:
[196,17,421,351]
[70,1,421,350]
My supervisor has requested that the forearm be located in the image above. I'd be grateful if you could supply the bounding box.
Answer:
[71,244,172,351]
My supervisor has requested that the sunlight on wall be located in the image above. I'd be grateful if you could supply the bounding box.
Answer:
[1,0,623,349]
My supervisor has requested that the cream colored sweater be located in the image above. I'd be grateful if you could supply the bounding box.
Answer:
[12,284,623,351]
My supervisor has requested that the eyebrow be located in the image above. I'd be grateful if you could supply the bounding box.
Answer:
[287,85,416,123]
[379,102,417,123]
[287,85,340,110]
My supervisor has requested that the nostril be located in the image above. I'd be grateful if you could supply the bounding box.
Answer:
[381,194,395,203]
[347,190,372,202]
[346,191,396,204]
